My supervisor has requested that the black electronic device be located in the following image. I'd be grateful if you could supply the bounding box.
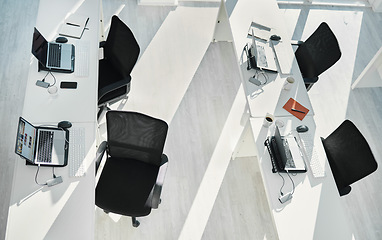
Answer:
[60,81,77,89]
[55,36,68,43]
[270,34,281,41]
[58,121,72,129]
[296,125,309,133]
[36,80,50,88]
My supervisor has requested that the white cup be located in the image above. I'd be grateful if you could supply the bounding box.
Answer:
[263,113,274,127]
[47,85,58,94]
[283,77,295,90]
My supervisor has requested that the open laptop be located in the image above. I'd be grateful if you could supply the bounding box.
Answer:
[15,117,68,167]
[270,126,306,173]
[32,27,75,73]
[249,29,278,73]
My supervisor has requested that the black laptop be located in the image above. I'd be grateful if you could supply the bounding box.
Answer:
[15,117,69,167]
[269,126,306,173]
[32,27,75,73]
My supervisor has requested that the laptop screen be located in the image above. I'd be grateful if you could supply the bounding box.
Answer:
[15,117,37,163]
[32,27,48,66]
[274,126,288,168]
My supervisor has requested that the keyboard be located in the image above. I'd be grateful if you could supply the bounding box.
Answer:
[298,132,326,178]
[69,127,86,177]
[48,43,61,67]
[37,130,54,162]
[74,41,90,77]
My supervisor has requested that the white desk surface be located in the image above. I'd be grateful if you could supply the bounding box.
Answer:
[250,117,353,240]
[6,0,100,239]
[21,0,100,124]
[229,0,314,118]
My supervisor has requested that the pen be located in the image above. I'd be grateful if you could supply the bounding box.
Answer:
[291,108,306,114]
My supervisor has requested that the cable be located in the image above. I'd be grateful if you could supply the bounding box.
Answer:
[277,171,286,195]
[35,165,47,186]
[285,170,295,195]
[252,69,268,85]
[49,71,57,86]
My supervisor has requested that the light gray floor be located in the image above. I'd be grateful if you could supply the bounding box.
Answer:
[1,1,382,240]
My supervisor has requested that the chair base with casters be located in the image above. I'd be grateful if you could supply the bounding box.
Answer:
[321,120,378,197]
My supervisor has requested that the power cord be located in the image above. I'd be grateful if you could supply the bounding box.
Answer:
[278,170,295,204]
[34,164,63,187]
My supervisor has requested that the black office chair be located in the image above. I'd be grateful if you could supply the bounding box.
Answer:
[98,16,140,119]
[95,111,169,227]
[293,22,341,91]
[321,120,378,196]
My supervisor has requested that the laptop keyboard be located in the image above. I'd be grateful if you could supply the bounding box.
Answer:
[48,43,61,67]
[37,130,54,162]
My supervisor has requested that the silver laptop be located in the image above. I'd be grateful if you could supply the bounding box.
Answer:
[15,117,68,166]
[32,27,75,73]
[249,29,278,73]
[273,126,306,172]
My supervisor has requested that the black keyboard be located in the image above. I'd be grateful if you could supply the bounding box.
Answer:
[37,131,54,162]
[48,43,61,67]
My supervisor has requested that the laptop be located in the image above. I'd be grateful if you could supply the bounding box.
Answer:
[15,117,68,167]
[32,27,75,73]
[249,29,278,73]
[270,126,306,173]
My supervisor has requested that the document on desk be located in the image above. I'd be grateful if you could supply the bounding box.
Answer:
[59,14,89,39]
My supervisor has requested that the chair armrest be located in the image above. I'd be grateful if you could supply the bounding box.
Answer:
[150,154,169,209]
[99,41,106,48]
[96,141,107,173]
[98,76,131,101]
[303,76,319,84]
[291,40,304,46]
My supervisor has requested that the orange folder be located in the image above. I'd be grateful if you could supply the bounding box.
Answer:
[283,98,309,121]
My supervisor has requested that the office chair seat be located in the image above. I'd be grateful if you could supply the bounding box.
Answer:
[95,111,169,227]
[97,16,140,120]
[96,156,159,216]
[294,22,341,90]
[321,120,378,196]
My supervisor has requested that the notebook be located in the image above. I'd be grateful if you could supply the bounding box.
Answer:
[269,126,306,173]
[32,27,75,73]
[15,117,68,167]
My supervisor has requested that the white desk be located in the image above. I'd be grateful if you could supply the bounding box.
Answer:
[250,117,353,239]
[6,0,100,239]
[225,0,353,238]
[229,0,313,118]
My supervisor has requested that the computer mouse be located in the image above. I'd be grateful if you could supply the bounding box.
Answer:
[270,35,281,41]
[296,125,309,133]
[55,36,68,43]
[58,121,72,129]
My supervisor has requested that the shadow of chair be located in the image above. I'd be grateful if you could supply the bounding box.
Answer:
[293,22,341,91]
[321,120,378,196]
[95,111,169,227]
[98,15,140,120]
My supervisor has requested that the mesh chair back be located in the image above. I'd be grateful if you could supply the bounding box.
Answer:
[295,22,341,79]
[104,15,140,79]
[322,120,378,190]
[106,111,168,166]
